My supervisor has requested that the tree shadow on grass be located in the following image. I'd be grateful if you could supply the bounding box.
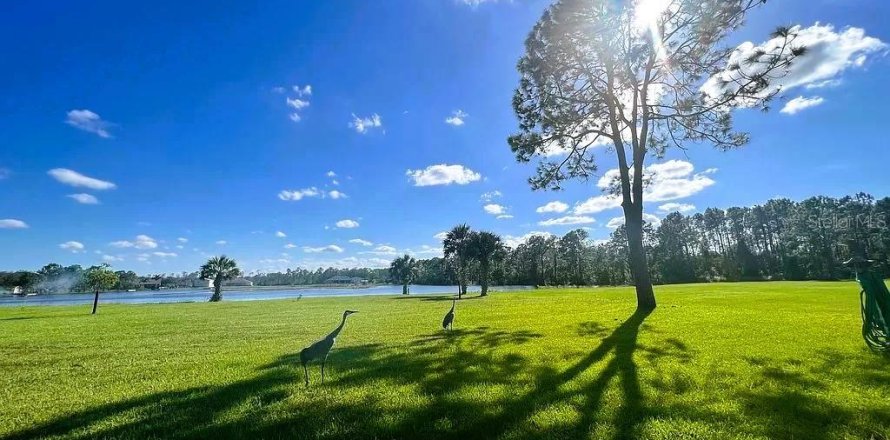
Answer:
[390,295,485,302]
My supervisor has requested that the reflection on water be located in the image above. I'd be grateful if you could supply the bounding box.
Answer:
[0,285,533,307]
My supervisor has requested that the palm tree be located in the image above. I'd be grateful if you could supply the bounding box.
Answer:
[389,254,417,295]
[443,224,473,298]
[469,231,503,297]
[200,256,241,302]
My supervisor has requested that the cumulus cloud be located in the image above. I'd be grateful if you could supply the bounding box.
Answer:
[406,164,481,186]
[278,187,321,201]
[483,204,507,215]
[445,109,468,126]
[110,235,158,249]
[48,168,117,190]
[328,190,347,199]
[59,241,85,252]
[703,24,886,103]
[65,109,113,138]
[303,245,344,253]
[593,160,715,206]
[326,171,337,177]
[349,113,383,134]
[538,215,596,227]
[285,84,312,122]
[434,232,448,241]
[67,193,99,205]
[781,96,825,115]
[536,201,569,214]
[480,191,502,202]
[275,231,287,238]
[657,203,696,213]
[374,245,397,254]
[336,219,360,229]
[0,219,28,229]
[574,195,622,215]
[502,231,553,249]
[349,239,373,246]
[102,254,123,262]
[606,213,662,229]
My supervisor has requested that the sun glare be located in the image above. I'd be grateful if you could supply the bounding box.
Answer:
[633,0,671,66]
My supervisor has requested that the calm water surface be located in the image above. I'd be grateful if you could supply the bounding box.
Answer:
[0,285,533,307]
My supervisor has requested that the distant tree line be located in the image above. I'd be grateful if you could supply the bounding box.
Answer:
[4,193,887,295]
[413,193,890,287]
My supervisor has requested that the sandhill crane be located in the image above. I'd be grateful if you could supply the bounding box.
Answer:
[300,310,357,386]
[442,299,455,331]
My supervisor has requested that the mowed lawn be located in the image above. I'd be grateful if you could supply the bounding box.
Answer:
[1,282,889,439]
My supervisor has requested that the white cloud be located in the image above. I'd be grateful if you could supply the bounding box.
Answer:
[375,245,397,253]
[67,193,99,205]
[594,160,715,204]
[574,195,622,215]
[110,234,157,249]
[703,24,886,103]
[216,240,227,245]
[152,252,177,258]
[59,241,85,252]
[177,237,188,243]
[303,245,344,253]
[434,231,448,241]
[349,239,373,246]
[781,96,824,115]
[445,109,468,126]
[287,97,310,110]
[502,231,553,249]
[657,203,696,213]
[278,187,321,201]
[406,164,481,186]
[480,190,502,202]
[48,168,117,190]
[606,213,662,229]
[538,215,596,227]
[284,243,298,249]
[459,0,500,6]
[285,85,312,122]
[349,113,383,134]
[102,254,123,263]
[335,219,360,229]
[65,109,112,138]
[328,190,347,199]
[536,201,569,214]
[496,214,514,220]
[326,171,337,177]
[275,231,287,238]
[292,84,312,96]
[0,219,28,229]
[483,204,506,215]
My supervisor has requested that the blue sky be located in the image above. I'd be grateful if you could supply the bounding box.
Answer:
[1,0,889,274]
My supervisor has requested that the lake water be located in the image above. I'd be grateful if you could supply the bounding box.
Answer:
[0,285,533,307]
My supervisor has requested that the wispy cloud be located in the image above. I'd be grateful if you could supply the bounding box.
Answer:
[349,113,383,134]
[538,215,596,227]
[48,168,117,190]
[781,96,824,115]
[67,193,99,205]
[110,235,157,249]
[0,219,28,229]
[445,109,468,126]
[349,239,373,246]
[59,241,85,253]
[303,245,344,253]
[65,109,113,138]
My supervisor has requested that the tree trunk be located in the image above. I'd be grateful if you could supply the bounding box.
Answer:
[91,289,99,315]
[624,205,657,311]
[210,276,223,302]
[402,283,409,295]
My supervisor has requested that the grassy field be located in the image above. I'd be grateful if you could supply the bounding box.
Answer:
[1,282,888,439]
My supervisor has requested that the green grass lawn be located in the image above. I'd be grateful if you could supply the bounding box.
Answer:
[1,282,889,439]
